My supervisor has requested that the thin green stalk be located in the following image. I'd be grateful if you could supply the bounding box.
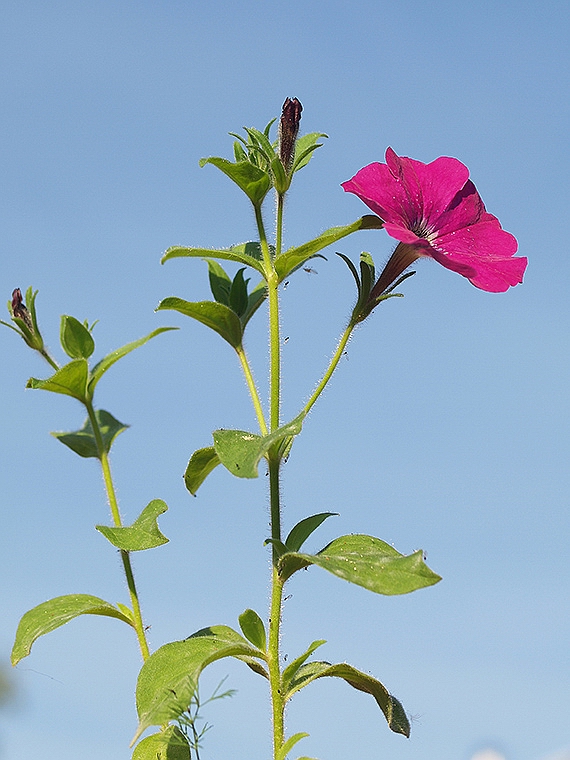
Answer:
[275,194,285,258]
[235,344,268,436]
[303,319,357,417]
[39,348,60,372]
[86,401,150,662]
[268,564,285,757]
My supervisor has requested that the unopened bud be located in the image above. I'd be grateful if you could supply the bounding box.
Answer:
[279,97,302,172]
[11,288,34,332]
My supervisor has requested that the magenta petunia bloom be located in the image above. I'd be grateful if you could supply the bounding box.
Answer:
[342,148,527,293]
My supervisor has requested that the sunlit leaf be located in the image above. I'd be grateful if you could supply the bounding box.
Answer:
[157,298,243,348]
[96,499,169,551]
[132,726,191,760]
[88,327,176,397]
[286,660,410,737]
[60,315,95,359]
[274,216,384,281]
[213,412,305,479]
[134,626,266,744]
[161,242,266,276]
[11,594,133,665]
[52,409,128,458]
[238,609,266,652]
[199,157,271,206]
[184,446,221,495]
[27,359,89,402]
[279,534,441,594]
[285,512,338,552]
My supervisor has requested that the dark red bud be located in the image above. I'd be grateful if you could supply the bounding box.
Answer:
[279,97,302,171]
[11,288,34,331]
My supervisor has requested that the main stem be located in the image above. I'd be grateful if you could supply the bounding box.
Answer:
[86,401,150,661]
[255,199,286,759]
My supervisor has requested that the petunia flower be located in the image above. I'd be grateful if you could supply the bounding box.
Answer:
[342,147,527,294]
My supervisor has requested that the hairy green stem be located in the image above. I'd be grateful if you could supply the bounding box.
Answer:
[236,344,268,436]
[303,319,356,416]
[86,401,150,661]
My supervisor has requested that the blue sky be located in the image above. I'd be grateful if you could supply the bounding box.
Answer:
[0,1,569,759]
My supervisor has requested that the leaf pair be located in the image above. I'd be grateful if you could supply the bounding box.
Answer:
[132,623,410,747]
[11,499,170,666]
[184,413,305,494]
[27,326,176,406]
[157,259,266,349]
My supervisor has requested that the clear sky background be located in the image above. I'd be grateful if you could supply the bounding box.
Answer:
[0,1,568,759]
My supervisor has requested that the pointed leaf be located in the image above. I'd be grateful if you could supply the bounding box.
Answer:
[229,268,249,317]
[238,609,266,652]
[276,733,310,760]
[96,499,169,551]
[242,280,267,327]
[274,216,384,281]
[88,327,176,397]
[11,594,133,665]
[282,640,326,687]
[134,626,266,743]
[213,412,305,479]
[292,132,328,172]
[156,298,242,348]
[60,315,95,359]
[285,513,338,552]
[199,157,271,206]
[161,242,266,276]
[205,259,232,305]
[279,534,441,594]
[27,359,89,402]
[52,409,129,458]
[286,660,410,737]
[132,726,191,760]
[184,446,220,495]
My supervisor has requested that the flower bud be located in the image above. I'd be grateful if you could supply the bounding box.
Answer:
[279,97,302,172]
[11,288,34,333]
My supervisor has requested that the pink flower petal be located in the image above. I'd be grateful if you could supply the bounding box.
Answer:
[342,148,526,293]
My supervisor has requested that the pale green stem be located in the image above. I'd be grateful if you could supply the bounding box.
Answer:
[86,401,150,662]
[303,319,357,417]
[39,348,60,372]
[235,344,268,436]
[268,563,285,757]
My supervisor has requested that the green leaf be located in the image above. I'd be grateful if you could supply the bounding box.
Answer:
[52,409,129,458]
[286,660,410,737]
[60,315,95,359]
[279,534,442,594]
[184,446,221,495]
[213,412,305,479]
[161,242,266,276]
[276,732,310,760]
[238,609,266,652]
[229,268,249,317]
[132,726,191,760]
[133,626,266,744]
[282,639,326,688]
[27,358,89,402]
[285,513,338,552]
[199,157,271,206]
[242,280,267,327]
[274,216,384,281]
[292,131,328,174]
[96,499,169,551]
[88,327,176,398]
[11,594,133,665]
[157,298,243,348]
[205,259,232,305]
